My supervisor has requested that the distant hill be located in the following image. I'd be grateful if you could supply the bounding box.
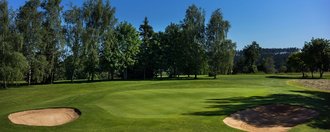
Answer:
[235,47,300,71]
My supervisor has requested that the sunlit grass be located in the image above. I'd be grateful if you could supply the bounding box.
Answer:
[0,74,329,131]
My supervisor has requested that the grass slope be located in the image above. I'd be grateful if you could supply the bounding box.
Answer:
[0,74,329,131]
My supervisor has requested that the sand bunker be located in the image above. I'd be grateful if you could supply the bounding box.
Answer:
[298,79,330,91]
[8,108,81,126]
[223,104,318,132]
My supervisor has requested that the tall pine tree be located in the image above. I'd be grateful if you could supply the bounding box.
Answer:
[138,17,155,79]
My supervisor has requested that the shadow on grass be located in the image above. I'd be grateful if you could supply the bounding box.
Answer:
[183,90,330,129]
[266,75,303,79]
[53,77,215,84]
[1,76,215,89]
[266,75,323,80]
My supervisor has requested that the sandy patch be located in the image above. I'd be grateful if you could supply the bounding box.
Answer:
[8,108,80,126]
[298,79,330,91]
[223,104,318,132]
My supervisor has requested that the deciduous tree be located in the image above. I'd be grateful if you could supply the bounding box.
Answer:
[182,4,206,79]
[242,41,261,73]
[287,52,307,78]
[99,0,117,80]
[206,9,235,78]
[64,5,84,82]
[116,22,141,79]
[41,0,64,83]
[302,38,330,78]
[16,0,46,84]
[263,56,276,74]
[0,0,28,88]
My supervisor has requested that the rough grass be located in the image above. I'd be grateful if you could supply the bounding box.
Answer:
[0,74,329,131]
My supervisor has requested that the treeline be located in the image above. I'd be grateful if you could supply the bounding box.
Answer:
[234,47,300,73]
[287,38,330,78]
[0,0,237,88]
[1,0,329,88]
[233,40,330,76]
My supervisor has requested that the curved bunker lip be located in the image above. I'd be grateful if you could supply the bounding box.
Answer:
[223,104,319,132]
[8,107,81,127]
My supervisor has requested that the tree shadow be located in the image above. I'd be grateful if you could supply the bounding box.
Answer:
[266,75,303,79]
[2,76,215,89]
[53,77,215,84]
[183,90,330,129]
[153,77,214,81]
[266,75,321,80]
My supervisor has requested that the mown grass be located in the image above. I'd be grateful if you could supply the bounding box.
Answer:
[0,74,329,131]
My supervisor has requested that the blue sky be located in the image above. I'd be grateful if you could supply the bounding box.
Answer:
[8,0,330,49]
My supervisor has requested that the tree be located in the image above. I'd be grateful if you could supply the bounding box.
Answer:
[64,5,84,82]
[41,0,64,83]
[98,0,117,80]
[16,0,46,84]
[150,32,166,78]
[116,22,141,79]
[0,0,28,88]
[233,55,246,74]
[100,30,119,80]
[220,40,236,75]
[182,4,206,79]
[206,9,235,78]
[138,17,155,79]
[81,0,105,81]
[278,64,287,73]
[287,52,307,78]
[162,23,183,78]
[263,56,276,74]
[302,38,330,78]
[242,41,261,73]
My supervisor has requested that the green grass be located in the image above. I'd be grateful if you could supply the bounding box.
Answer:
[0,74,329,131]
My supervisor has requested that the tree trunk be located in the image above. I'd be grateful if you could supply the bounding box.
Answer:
[143,68,146,80]
[174,68,177,78]
[2,79,6,88]
[311,71,314,78]
[214,74,217,79]
[52,73,55,84]
[71,72,74,83]
[194,74,197,79]
[320,70,324,78]
[108,71,111,80]
[4,79,7,89]
[111,70,114,80]
[124,68,128,80]
[28,68,31,85]
[91,72,94,81]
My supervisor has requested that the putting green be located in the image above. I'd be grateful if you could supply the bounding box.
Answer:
[0,74,329,131]
[97,88,267,118]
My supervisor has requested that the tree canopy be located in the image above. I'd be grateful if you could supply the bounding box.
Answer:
[1,0,329,87]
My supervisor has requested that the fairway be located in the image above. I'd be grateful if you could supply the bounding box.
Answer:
[0,75,329,131]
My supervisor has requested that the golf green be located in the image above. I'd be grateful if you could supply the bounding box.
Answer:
[0,74,329,131]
